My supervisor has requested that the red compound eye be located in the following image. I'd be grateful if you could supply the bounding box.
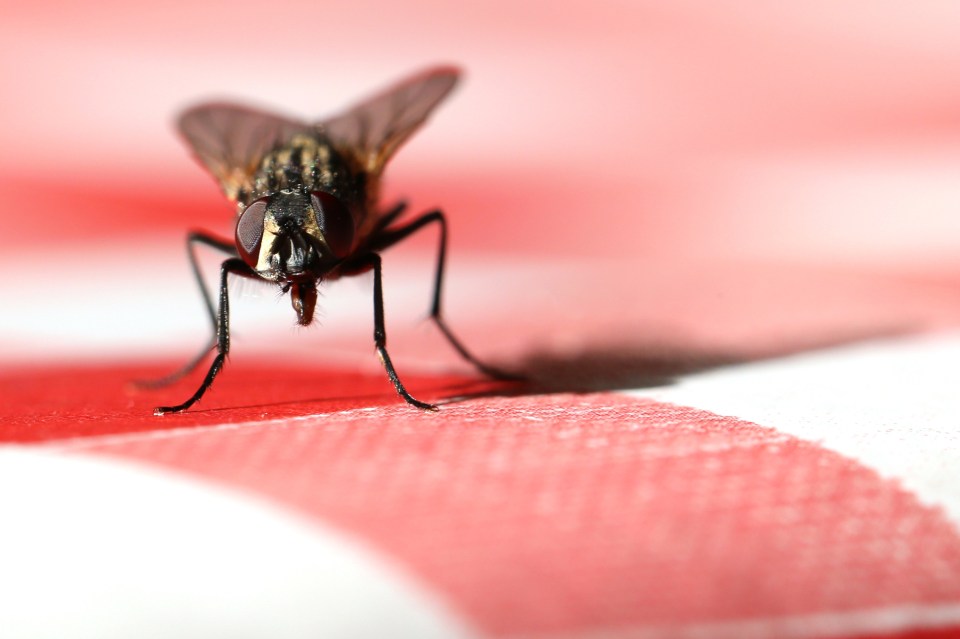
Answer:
[235,198,268,267]
[310,191,354,258]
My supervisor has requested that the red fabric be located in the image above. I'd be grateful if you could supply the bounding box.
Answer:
[0,363,475,443]
[90,396,960,636]
[7,4,960,636]
[4,217,960,637]
[5,363,960,637]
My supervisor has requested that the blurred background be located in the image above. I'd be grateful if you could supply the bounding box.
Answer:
[4,0,960,370]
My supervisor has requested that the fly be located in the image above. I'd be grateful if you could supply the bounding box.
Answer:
[145,66,516,414]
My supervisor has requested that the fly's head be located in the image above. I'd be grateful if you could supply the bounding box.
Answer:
[235,189,354,325]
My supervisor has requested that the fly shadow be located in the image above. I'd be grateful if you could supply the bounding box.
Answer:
[435,322,919,405]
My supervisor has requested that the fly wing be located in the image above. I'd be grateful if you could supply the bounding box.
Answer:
[318,66,461,175]
[177,103,312,202]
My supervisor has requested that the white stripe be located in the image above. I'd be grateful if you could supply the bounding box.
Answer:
[0,241,539,366]
[0,449,477,639]
[626,331,960,526]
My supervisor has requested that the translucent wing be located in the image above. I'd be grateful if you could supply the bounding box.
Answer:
[177,104,312,202]
[319,66,461,175]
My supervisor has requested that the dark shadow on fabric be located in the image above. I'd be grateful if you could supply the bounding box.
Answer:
[437,324,917,405]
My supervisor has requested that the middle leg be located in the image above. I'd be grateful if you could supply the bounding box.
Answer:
[369,210,522,380]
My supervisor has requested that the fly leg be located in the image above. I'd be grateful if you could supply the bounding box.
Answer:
[344,253,437,410]
[135,231,236,389]
[369,201,407,235]
[370,210,522,380]
[154,258,253,415]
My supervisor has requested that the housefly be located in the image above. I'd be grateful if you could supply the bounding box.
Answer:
[147,66,514,414]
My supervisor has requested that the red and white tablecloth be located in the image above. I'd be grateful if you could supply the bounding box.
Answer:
[5,3,960,638]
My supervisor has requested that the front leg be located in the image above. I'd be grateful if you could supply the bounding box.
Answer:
[154,258,254,415]
[136,231,237,389]
[345,252,437,411]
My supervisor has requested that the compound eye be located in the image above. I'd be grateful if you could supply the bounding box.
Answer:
[235,198,268,267]
[311,191,354,258]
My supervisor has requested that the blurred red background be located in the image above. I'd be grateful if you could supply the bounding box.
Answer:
[5,1,960,357]
[6,0,960,258]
